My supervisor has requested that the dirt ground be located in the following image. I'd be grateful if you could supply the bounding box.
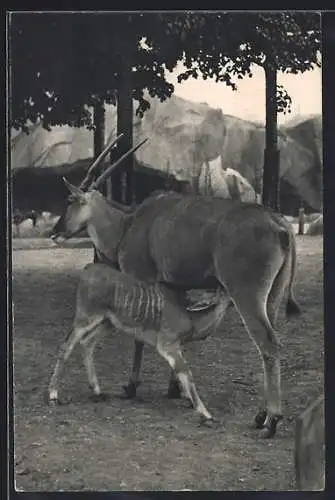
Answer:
[12,236,324,491]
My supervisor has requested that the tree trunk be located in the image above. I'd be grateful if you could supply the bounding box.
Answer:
[93,101,105,161]
[112,37,134,206]
[93,101,105,263]
[298,204,305,235]
[106,177,112,201]
[228,174,242,202]
[262,58,280,212]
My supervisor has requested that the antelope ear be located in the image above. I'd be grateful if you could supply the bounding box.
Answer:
[62,177,85,198]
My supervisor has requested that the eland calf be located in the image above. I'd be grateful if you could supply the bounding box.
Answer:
[48,263,231,425]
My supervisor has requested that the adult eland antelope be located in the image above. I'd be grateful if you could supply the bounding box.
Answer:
[50,135,300,438]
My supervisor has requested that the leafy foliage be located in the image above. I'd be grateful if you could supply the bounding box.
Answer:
[173,12,321,114]
[277,85,293,114]
[10,13,176,132]
[10,12,321,133]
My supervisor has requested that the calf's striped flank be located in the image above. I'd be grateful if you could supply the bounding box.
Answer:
[112,280,163,330]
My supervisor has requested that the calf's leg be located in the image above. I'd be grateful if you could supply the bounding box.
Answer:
[157,340,213,424]
[80,322,110,400]
[48,316,104,404]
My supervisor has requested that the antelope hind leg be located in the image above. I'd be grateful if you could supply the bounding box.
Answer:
[167,368,183,399]
[122,287,186,400]
[232,294,283,438]
[167,291,230,401]
[254,247,294,434]
[157,342,212,424]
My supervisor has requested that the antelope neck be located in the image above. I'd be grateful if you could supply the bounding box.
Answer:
[86,200,131,262]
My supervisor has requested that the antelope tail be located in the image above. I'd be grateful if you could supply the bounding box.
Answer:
[277,225,301,317]
[286,230,301,316]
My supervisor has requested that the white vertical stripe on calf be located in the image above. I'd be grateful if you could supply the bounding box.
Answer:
[124,290,129,316]
[159,290,163,317]
[137,285,144,320]
[114,281,119,311]
[144,286,150,323]
[158,289,163,325]
[151,287,156,325]
[115,281,122,312]
[128,286,135,319]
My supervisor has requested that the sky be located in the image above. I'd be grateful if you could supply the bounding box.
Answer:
[166,61,322,125]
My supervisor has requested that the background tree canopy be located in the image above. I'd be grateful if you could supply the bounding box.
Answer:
[10,12,320,133]
[9,12,321,209]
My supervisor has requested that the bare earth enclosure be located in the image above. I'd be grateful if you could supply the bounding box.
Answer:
[12,236,323,491]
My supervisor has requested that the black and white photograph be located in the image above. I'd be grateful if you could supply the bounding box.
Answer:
[9,11,323,491]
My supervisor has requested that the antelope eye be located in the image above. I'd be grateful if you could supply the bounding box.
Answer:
[67,195,76,204]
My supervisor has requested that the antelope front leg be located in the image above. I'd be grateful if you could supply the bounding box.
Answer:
[81,324,110,401]
[83,343,101,395]
[48,331,79,404]
[48,317,105,405]
[122,340,143,398]
[81,340,105,401]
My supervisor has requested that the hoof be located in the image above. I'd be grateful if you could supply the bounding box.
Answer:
[254,409,267,429]
[48,398,61,407]
[167,380,182,399]
[90,392,110,403]
[122,381,141,399]
[259,415,283,439]
[199,415,214,427]
[185,398,195,409]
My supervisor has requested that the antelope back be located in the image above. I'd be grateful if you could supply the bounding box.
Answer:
[119,193,294,292]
